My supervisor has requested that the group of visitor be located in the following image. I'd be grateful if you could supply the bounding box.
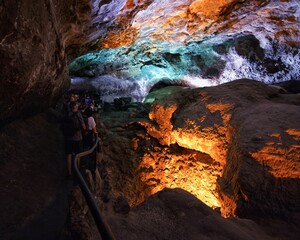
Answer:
[61,93,98,177]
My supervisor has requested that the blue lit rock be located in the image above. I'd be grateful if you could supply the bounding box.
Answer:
[69,33,300,102]
[67,0,300,103]
[1,0,300,122]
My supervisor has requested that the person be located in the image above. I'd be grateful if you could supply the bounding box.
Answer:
[63,101,86,177]
[62,94,76,116]
[83,107,97,150]
[85,94,92,108]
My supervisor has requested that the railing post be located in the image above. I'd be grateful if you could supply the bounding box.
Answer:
[72,138,115,240]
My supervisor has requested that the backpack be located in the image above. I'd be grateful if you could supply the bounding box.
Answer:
[61,113,81,138]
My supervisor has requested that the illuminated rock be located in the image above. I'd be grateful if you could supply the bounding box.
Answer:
[69,32,299,101]
[66,79,300,239]
[137,145,222,209]
[98,79,300,223]
[0,0,107,123]
[219,101,300,220]
[1,0,300,238]
[98,0,300,47]
[74,0,300,99]
[140,79,300,221]
[1,0,300,122]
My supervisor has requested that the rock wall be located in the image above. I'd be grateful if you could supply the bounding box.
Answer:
[220,101,300,220]
[144,79,300,221]
[97,79,300,223]
[1,0,300,123]
[0,109,65,240]
[0,0,106,124]
[0,0,66,123]
[98,0,300,48]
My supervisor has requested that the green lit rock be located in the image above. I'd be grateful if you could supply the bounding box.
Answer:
[69,33,298,102]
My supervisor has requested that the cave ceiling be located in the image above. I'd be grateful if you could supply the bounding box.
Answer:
[69,0,300,101]
[0,0,300,122]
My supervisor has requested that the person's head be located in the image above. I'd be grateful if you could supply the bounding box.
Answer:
[81,102,87,110]
[70,101,79,112]
[84,107,93,117]
[70,95,76,102]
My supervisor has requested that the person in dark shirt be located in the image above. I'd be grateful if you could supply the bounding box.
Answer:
[62,94,76,116]
[65,101,86,176]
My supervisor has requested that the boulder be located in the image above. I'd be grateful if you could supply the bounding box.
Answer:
[71,79,300,239]
[108,188,273,240]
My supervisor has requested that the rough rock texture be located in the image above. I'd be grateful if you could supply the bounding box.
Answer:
[0,0,66,123]
[84,79,300,240]
[71,187,274,240]
[96,101,223,207]
[0,110,66,240]
[220,101,300,219]
[98,0,300,48]
[68,0,300,100]
[69,29,299,103]
[141,79,300,221]
[1,0,300,122]
[108,188,273,240]
[1,1,299,239]
[0,0,105,123]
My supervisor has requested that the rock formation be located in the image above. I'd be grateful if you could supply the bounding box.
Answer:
[141,79,300,222]
[1,79,298,239]
[1,0,300,122]
[0,110,66,240]
[69,0,300,101]
[72,188,275,240]
[0,0,108,123]
[0,0,300,239]
[98,0,300,48]
[76,79,300,240]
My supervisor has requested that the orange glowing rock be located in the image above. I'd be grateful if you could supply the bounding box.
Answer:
[139,103,177,145]
[189,0,237,20]
[136,88,239,209]
[205,102,233,125]
[251,128,300,178]
[138,146,222,208]
[96,0,300,48]
[141,93,234,166]
[131,137,140,150]
[99,27,138,48]
[136,80,300,220]
[99,80,300,223]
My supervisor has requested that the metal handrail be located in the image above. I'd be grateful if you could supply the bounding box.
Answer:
[73,137,115,240]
